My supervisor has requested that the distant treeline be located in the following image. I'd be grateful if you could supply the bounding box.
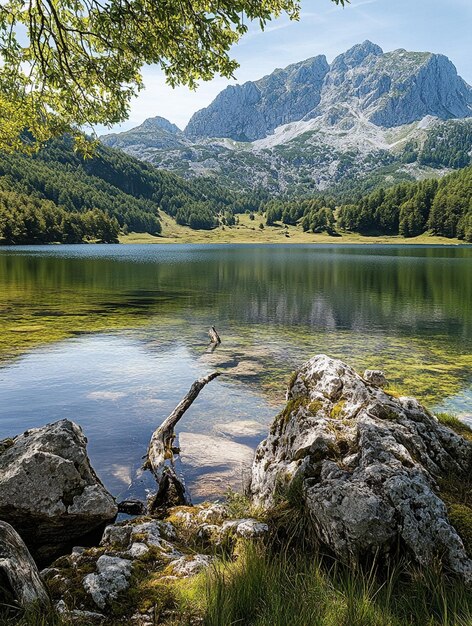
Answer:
[338,166,471,241]
[0,137,265,243]
[264,197,337,234]
[0,183,120,244]
[263,166,471,242]
[407,122,472,170]
[1,136,471,244]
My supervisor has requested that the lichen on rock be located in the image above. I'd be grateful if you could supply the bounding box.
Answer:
[250,354,472,583]
[0,419,117,562]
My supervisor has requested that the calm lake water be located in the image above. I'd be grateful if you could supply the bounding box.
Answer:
[0,244,471,502]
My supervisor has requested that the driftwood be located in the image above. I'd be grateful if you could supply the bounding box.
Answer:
[144,371,221,512]
[208,326,221,345]
[0,521,50,608]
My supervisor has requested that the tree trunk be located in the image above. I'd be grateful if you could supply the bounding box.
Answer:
[208,326,221,345]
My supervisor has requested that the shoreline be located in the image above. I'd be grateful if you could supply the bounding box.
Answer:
[120,233,467,246]
[120,214,467,246]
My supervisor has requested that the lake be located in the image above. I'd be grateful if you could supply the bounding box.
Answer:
[0,244,470,502]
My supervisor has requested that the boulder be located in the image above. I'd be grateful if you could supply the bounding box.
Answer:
[0,420,117,562]
[43,509,219,615]
[0,521,49,608]
[251,354,472,583]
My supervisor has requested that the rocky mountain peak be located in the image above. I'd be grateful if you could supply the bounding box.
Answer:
[182,42,471,140]
[101,115,185,152]
[139,116,181,134]
[184,55,329,142]
[99,43,472,196]
[331,40,383,71]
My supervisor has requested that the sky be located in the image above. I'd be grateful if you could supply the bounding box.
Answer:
[98,0,472,135]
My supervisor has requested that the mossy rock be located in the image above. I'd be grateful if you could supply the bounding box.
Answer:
[278,396,310,426]
[0,438,14,454]
[308,400,323,415]
[330,400,346,420]
[449,504,472,556]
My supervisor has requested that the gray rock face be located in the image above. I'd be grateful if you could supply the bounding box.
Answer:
[185,55,330,141]
[184,41,472,141]
[0,521,50,608]
[0,420,117,561]
[316,44,472,129]
[250,355,472,583]
[363,370,388,388]
[169,554,213,577]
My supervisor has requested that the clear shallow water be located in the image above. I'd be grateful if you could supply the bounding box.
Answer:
[0,244,470,501]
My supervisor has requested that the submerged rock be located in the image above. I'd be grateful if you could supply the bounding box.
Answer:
[251,354,472,583]
[0,419,117,561]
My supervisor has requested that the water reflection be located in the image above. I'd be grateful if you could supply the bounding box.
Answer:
[0,334,275,500]
[0,244,470,498]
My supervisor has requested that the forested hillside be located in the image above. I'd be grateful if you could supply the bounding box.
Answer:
[337,166,472,240]
[260,167,471,242]
[0,180,120,244]
[1,136,470,245]
[0,138,262,244]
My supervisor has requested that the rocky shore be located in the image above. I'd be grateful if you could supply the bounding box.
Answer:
[0,355,471,624]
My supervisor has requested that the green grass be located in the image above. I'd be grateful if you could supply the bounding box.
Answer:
[436,413,472,441]
[201,474,472,626]
[202,543,472,626]
[5,472,472,626]
[120,213,465,245]
[0,605,63,626]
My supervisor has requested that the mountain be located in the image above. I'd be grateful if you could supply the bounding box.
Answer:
[102,116,185,153]
[185,41,471,140]
[185,55,330,142]
[100,42,472,194]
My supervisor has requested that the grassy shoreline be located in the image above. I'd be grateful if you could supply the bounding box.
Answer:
[120,214,465,245]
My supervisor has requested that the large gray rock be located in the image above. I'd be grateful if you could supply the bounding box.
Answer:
[0,420,117,561]
[251,355,472,583]
[0,521,49,608]
[83,555,132,609]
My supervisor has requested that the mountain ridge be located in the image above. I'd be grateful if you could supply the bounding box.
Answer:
[100,42,472,194]
[182,40,472,141]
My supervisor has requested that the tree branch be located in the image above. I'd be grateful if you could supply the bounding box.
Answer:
[144,371,221,512]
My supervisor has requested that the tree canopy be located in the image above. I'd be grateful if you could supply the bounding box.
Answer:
[0,0,345,152]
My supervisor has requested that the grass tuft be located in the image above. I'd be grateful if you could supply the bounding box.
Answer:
[436,413,472,441]
[202,542,472,626]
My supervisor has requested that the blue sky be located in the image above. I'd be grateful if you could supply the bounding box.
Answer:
[100,0,472,134]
